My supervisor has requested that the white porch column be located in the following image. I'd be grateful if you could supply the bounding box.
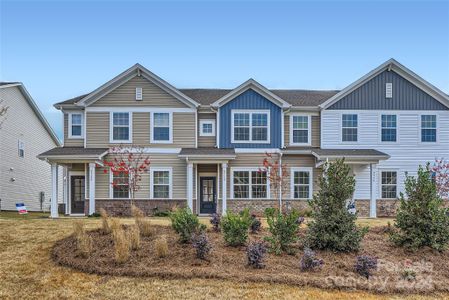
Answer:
[89,163,96,215]
[369,163,377,218]
[187,162,193,211]
[50,163,59,218]
[222,163,227,215]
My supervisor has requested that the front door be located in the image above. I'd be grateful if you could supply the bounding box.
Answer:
[200,177,216,214]
[71,176,85,214]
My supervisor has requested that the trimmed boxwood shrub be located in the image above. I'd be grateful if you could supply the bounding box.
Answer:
[221,209,251,246]
[169,208,204,243]
[264,208,300,255]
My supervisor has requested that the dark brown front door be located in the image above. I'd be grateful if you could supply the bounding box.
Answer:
[200,177,216,214]
[71,176,85,214]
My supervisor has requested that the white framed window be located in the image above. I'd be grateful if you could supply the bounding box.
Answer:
[380,171,397,199]
[150,167,172,199]
[18,140,24,158]
[199,119,215,136]
[290,167,313,199]
[110,171,130,199]
[68,113,83,138]
[381,114,397,142]
[290,114,311,145]
[231,168,269,199]
[231,110,270,143]
[151,112,172,143]
[110,112,132,143]
[135,87,143,100]
[421,114,437,143]
[342,114,358,142]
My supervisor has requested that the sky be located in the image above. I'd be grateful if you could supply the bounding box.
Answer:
[1,0,448,140]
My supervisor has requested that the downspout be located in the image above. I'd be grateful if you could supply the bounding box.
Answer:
[279,152,283,212]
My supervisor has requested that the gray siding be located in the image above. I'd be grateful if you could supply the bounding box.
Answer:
[329,70,448,110]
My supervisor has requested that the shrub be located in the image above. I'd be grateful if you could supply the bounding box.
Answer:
[390,164,449,251]
[110,218,121,240]
[99,208,111,234]
[210,213,221,232]
[306,159,367,252]
[299,248,323,272]
[113,227,130,263]
[192,232,212,260]
[249,214,262,233]
[155,235,169,258]
[246,241,267,269]
[128,224,141,250]
[169,208,202,243]
[137,219,153,237]
[73,220,92,258]
[401,269,416,281]
[131,205,145,218]
[264,208,300,255]
[354,255,377,279]
[221,209,251,246]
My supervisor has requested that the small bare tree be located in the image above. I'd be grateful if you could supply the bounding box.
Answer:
[431,158,449,199]
[0,99,9,129]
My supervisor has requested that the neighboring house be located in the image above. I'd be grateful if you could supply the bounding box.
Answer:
[38,59,449,218]
[0,82,62,212]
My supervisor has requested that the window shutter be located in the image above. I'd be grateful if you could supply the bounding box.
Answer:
[386,83,393,98]
[135,87,143,100]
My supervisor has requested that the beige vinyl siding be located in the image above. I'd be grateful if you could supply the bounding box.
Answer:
[282,155,321,197]
[63,113,84,147]
[91,76,188,108]
[284,114,320,147]
[198,113,216,147]
[86,112,109,147]
[172,113,195,148]
[0,86,62,211]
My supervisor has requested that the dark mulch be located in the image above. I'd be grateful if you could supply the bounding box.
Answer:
[52,225,449,294]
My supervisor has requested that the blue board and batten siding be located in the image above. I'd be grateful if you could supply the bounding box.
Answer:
[329,70,448,110]
[219,89,282,148]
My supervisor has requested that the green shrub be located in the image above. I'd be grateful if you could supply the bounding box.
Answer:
[390,164,449,251]
[306,159,367,252]
[264,208,300,255]
[169,208,202,243]
[221,209,251,246]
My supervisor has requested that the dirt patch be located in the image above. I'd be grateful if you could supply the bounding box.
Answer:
[52,225,449,294]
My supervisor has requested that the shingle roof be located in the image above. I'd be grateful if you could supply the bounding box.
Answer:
[0,82,20,86]
[55,94,89,106]
[312,149,389,158]
[179,147,235,156]
[38,147,109,157]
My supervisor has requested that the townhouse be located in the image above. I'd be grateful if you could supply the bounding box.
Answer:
[38,59,449,218]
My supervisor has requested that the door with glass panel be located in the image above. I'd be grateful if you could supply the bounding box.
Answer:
[199,177,216,214]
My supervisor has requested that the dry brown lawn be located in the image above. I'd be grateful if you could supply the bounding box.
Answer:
[0,214,447,300]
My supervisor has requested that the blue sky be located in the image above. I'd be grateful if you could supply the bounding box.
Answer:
[1,0,448,140]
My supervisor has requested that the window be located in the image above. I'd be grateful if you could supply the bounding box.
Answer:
[381,114,397,142]
[199,120,215,136]
[291,168,313,199]
[69,113,83,138]
[18,140,24,158]
[150,168,172,199]
[111,112,131,142]
[112,172,129,198]
[381,171,397,199]
[232,169,268,199]
[231,110,270,143]
[421,115,437,142]
[290,115,311,145]
[342,114,358,142]
[151,112,172,143]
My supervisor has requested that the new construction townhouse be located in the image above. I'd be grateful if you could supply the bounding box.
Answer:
[38,59,449,218]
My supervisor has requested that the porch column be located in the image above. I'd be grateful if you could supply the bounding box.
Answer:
[187,162,193,211]
[369,163,377,218]
[50,163,58,218]
[89,163,96,215]
[222,163,227,215]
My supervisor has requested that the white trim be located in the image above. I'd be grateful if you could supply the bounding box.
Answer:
[86,106,195,113]
[341,112,358,143]
[109,112,133,143]
[150,112,173,144]
[379,113,399,144]
[195,112,198,148]
[111,147,181,154]
[68,112,84,139]
[149,167,173,199]
[135,87,143,100]
[235,148,280,153]
[50,163,59,218]
[109,171,131,199]
[216,108,220,148]
[83,111,87,147]
[419,113,439,144]
[289,114,312,146]
[231,109,271,144]
[230,167,270,200]
[88,163,96,215]
[199,119,216,136]
[379,169,399,199]
[290,167,313,199]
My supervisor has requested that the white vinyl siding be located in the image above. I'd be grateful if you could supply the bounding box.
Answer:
[231,110,270,143]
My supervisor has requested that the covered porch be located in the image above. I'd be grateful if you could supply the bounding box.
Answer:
[37,147,109,218]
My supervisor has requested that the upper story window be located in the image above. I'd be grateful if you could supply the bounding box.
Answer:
[381,114,397,142]
[231,110,270,143]
[151,112,172,143]
[290,115,311,145]
[199,120,215,136]
[291,168,313,199]
[342,114,358,142]
[69,113,83,138]
[150,168,172,199]
[421,115,437,142]
[232,169,268,199]
[381,171,397,199]
[111,172,129,199]
[110,112,131,143]
[18,140,24,158]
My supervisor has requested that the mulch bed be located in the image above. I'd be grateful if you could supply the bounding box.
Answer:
[52,225,449,294]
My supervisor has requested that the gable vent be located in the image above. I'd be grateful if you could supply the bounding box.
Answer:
[385,83,393,98]
[135,87,143,100]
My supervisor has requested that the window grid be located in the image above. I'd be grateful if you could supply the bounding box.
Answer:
[381,114,397,142]
[381,171,397,199]
[293,171,311,199]
[152,170,170,198]
[70,113,83,137]
[342,114,358,142]
[113,172,129,199]
[421,115,437,142]
[292,115,309,144]
[152,113,171,142]
[233,170,268,199]
[232,111,269,143]
[112,112,130,141]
